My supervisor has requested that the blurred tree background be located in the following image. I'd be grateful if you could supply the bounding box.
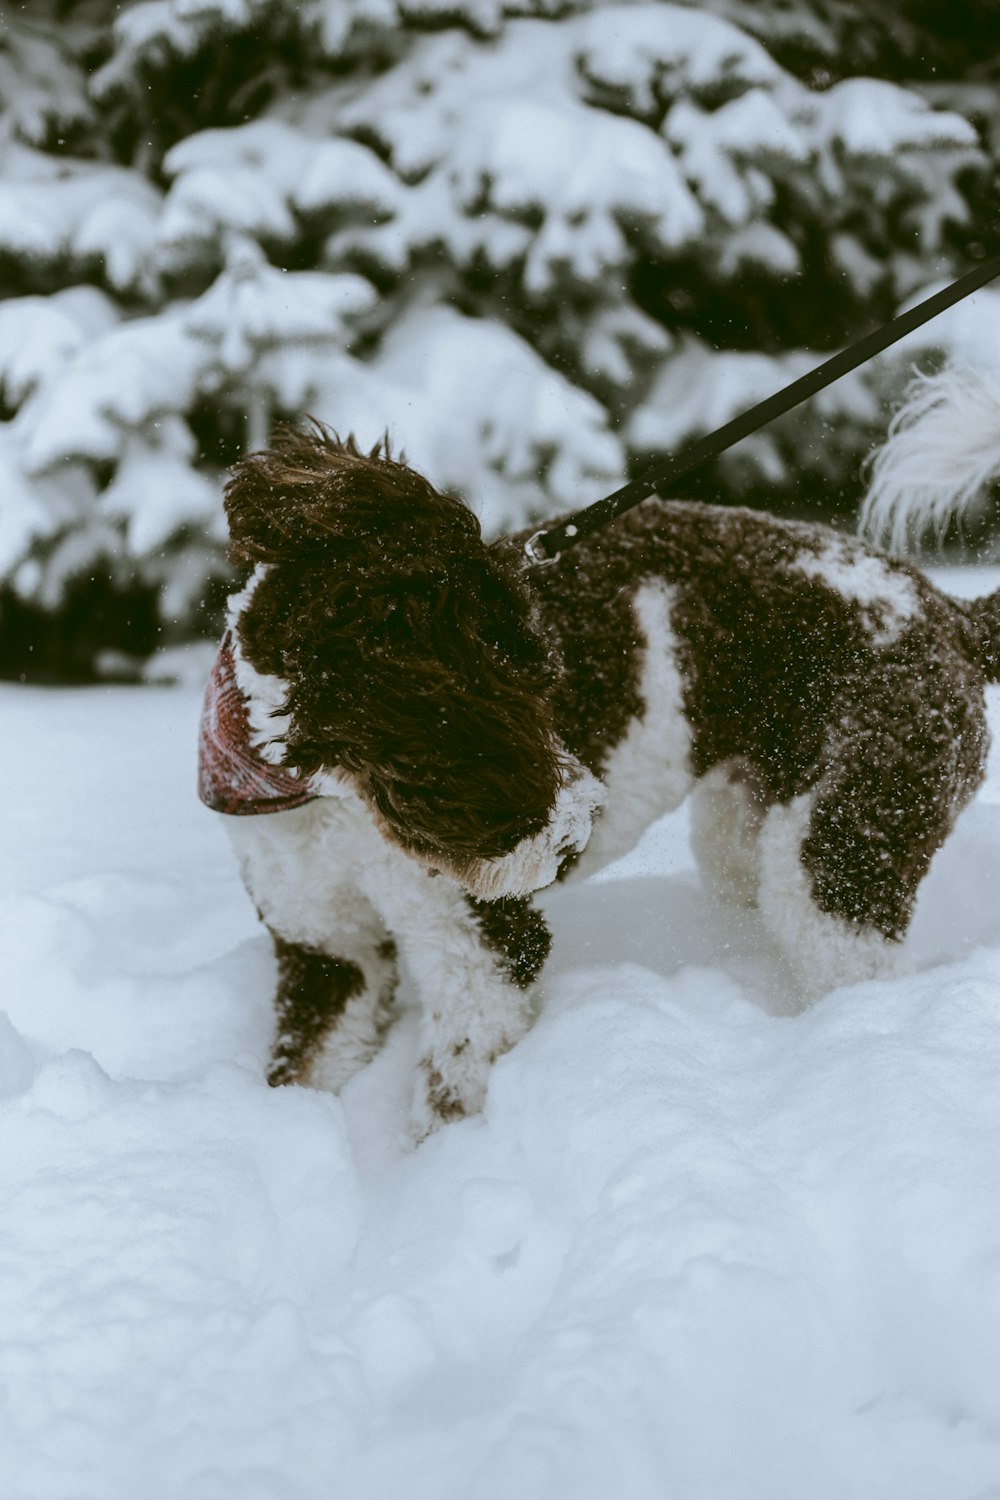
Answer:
[0,0,998,678]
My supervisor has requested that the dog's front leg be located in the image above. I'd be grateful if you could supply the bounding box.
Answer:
[224,803,400,1093]
[414,894,551,1139]
[366,866,551,1138]
[267,924,398,1091]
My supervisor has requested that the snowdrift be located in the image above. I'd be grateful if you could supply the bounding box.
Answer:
[3,574,1000,1499]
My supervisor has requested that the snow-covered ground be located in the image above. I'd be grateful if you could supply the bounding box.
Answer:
[5,571,1000,1500]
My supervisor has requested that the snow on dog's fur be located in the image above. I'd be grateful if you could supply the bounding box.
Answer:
[204,420,1000,1137]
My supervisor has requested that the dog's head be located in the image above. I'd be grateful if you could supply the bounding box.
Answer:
[224,423,602,898]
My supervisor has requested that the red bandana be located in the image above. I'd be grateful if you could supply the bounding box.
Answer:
[198,633,318,817]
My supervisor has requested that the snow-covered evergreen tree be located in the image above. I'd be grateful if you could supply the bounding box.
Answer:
[0,0,993,671]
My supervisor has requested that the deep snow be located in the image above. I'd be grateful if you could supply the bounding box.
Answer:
[4,573,1000,1500]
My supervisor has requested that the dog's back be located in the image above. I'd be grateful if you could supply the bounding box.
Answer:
[515,501,984,795]
[511,501,993,979]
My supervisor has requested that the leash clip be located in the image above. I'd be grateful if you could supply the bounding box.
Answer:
[524,525,574,566]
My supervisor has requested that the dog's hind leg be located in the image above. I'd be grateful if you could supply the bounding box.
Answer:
[689,761,770,908]
[756,791,901,999]
[755,726,973,998]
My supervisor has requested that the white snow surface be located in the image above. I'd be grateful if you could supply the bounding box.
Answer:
[5,569,1000,1499]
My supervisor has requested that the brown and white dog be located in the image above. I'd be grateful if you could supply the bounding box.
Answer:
[198,417,1000,1137]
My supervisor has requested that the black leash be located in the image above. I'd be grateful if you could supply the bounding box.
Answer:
[524,253,1000,565]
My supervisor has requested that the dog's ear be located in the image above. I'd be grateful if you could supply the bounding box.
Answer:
[223,422,481,567]
[229,425,573,870]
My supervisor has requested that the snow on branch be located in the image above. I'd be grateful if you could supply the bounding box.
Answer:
[157,121,401,276]
[15,313,209,472]
[576,4,783,117]
[91,0,282,100]
[0,425,97,583]
[806,78,978,162]
[182,239,377,370]
[98,417,224,559]
[449,96,704,291]
[0,289,120,411]
[0,145,162,293]
[338,23,706,289]
[0,11,93,145]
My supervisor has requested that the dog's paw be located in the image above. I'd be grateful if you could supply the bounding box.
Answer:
[409,1053,487,1142]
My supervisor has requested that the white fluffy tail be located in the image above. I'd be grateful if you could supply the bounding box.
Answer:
[858,364,1000,554]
